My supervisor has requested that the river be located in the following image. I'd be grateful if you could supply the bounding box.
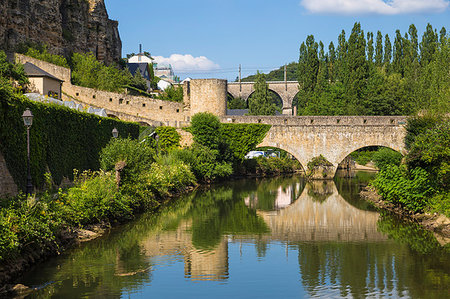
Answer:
[17,171,449,298]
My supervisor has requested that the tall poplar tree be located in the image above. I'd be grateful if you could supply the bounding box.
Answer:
[420,23,438,66]
[328,41,336,82]
[248,71,277,115]
[336,30,348,81]
[384,34,392,71]
[375,31,383,67]
[393,29,404,75]
[367,32,374,64]
[346,22,368,111]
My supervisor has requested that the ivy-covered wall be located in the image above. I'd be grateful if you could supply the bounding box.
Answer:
[0,94,139,192]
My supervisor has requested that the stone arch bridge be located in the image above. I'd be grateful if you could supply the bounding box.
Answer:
[222,115,407,177]
[227,81,299,115]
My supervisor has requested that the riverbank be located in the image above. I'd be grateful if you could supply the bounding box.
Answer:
[361,186,450,245]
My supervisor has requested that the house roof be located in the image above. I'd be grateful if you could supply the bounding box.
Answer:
[23,62,63,82]
[127,63,151,80]
[227,109,249,116]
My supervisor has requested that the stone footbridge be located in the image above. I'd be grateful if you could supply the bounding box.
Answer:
[222,115,407,177]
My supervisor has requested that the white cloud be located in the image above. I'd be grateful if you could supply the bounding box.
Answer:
[300,0,449,15]
[153,54,220,72]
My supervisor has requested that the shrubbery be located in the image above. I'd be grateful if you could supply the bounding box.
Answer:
[372,148,403,170]
[372,115,449,216]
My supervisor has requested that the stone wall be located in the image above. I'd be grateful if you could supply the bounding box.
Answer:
[187,79,227,117]
[0,150,18,197]
[1,0,121,64]
[15,53,72,82]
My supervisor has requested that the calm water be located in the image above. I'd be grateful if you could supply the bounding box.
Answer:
[18,171,450,298]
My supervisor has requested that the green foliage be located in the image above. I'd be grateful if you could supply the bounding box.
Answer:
[373,165,434,212]
[405,114,443,149]
[190,112,222,150]
[227,97,247,109]
[241,62,298,82]
[170,144,233,182]
[99,137,155,179]
[142,161,196,197]
[0,51,29,90]
[307,155,333,170]
[406,120,449,189]
[242,156,302,176]
[71,52,133,93]
[221,123,271,162]
[372,148,403,170]
[20,45,69,68]
[350,150,375,166]
[248,71,279,115]
[0,91,139,191]
[154,126,181,153]
[157,85,183,102]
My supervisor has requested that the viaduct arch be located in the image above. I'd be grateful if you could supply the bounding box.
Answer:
[222,115,407,177]
[227,81,299,115]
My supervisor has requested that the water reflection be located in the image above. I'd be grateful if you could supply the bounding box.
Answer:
[19,173,449,298]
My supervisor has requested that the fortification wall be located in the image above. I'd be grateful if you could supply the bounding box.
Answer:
[16,54,188,126]
[0,150,18,197]
[63,85,187,126]
[188,79,227,116]
[15,53,72,82]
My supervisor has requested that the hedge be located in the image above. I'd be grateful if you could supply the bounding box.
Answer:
[0,94,139,191]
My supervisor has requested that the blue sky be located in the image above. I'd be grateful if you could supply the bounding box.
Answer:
[105,0,449,80]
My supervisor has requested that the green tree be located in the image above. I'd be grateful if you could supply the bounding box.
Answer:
[328,41,336,82]
[420,23,438,66]
[384,34,392,71]
[190,112,222,150]
[367,32,374,64]
[248,71,278,115]
[393,29,404,75]
[375,31,383,67]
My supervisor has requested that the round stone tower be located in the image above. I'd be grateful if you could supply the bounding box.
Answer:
[185,79,227,117]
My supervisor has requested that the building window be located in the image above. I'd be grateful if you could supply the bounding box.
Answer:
[126,101,129,105]
[93,95,96,99]
[119,99,123,104]
[76,93,79,96]
[143,103,146,107]
[176,109,179,113]
[160,106,163,110]
[109,98,112,102]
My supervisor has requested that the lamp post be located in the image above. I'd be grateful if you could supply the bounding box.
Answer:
[22,108,34,197]
[112,127,119,138]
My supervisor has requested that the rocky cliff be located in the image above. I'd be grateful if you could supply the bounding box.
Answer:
[0,0,121,64]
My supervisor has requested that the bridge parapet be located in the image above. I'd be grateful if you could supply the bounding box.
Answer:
[221,115,407,127]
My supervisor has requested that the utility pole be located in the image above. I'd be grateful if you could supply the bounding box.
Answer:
[239,64,242,92]
[284,64,287,91]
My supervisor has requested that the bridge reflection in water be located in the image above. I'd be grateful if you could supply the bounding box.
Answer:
[18,173,448,298]
[139,176,387,283]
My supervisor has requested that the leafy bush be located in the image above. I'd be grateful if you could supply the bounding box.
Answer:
[190,113,222,150]
[154,126,181,153]
[307,155,333,169]
[170,144,233,182]
[373,165,434,212]
[63,171,127,225]
[142,162,196,198]
[406,120,449,190]
[405,114,443,149]
[350,150,375,166]
[100,137,155,179]
[221,123,271,162]
[20,45,69,68]
[246,156,301,175]
[71,52,133,93]
[372,148,403,170]
[157,85,183,102]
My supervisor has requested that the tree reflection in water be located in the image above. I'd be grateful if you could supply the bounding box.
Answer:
[18,173,449,298]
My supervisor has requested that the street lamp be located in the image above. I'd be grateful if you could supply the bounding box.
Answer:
[22,108,33,196]
[112,127,119,138]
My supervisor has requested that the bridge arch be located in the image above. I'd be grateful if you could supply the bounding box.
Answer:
[247,89,283,110]
[336,144,404,170]
[107,113,119,119]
